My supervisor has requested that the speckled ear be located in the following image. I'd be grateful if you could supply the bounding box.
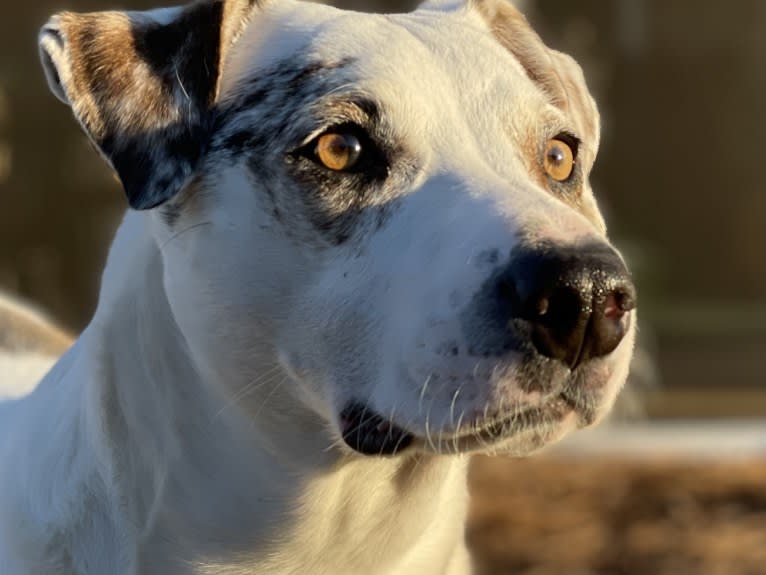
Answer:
[473,0,600,166]
[39,0,261,210]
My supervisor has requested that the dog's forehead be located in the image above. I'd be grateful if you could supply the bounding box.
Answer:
[220,0,546,121]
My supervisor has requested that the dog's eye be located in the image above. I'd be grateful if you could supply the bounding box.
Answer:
[543,138,576,182]
[314,132,363,171]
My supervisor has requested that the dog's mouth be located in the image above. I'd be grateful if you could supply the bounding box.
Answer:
[340,402,415,456]
[339,395,583,457]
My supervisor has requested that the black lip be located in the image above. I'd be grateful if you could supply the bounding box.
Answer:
[340,402,414,456]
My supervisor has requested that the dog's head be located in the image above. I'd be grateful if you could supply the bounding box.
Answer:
[40,0,636,457]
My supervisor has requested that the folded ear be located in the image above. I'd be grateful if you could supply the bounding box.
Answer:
[39,0,260,210]
[474,0,600,166]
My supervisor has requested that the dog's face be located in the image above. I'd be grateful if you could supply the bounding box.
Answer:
[40,0,636,457]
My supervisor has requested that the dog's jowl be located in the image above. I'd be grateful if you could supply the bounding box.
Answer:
[0,0,636,573]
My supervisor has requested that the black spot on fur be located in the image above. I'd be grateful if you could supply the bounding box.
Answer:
[227,87,269,119]
[135,1,224,107]
[203,55,417,247]
[117,2,227,209]
[104,125,203,210]
[215,57,356,128]
[160,202,183,227]
[477,249,500,266]
[461,249,527,359]
[52,1,260,210]
[218,129,269,157]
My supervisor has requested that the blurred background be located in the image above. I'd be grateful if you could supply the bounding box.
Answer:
[1,0,764,573]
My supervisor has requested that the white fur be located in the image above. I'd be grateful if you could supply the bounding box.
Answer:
[1,1,635,573]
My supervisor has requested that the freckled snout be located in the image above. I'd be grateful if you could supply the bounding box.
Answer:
[493,244,636,369]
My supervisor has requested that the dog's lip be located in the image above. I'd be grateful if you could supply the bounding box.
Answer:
[339,394,582,457]
[408,395,579,454]
[444,394,576,441]
[339,402,414,456]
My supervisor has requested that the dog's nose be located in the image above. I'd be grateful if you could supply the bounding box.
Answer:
[497,244,636,369]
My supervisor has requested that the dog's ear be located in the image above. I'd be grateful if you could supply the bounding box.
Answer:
[39,0,261,210]
[474,0,600,166]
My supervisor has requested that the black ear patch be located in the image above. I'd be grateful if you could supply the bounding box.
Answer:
[39,0,259,210]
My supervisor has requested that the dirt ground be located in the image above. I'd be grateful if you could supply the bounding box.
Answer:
[467,456,766,575]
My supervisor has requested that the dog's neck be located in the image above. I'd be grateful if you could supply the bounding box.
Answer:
[9,212,470,574]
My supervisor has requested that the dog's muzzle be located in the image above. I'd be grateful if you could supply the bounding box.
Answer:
[340,243,636,458]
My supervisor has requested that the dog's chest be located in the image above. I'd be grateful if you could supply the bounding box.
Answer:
[239,457,471,575]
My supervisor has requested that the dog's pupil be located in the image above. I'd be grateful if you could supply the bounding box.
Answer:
[548,146,565,164]
[317,133,362,170]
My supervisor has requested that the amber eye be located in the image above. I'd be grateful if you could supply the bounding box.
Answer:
[543,138,575,182]
[314,132,363,171]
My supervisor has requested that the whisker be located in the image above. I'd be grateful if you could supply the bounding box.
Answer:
[323,436,348,453]
[453,409,466,454]
[449,385,462,430]
[424,414,436,453]
[378,406,398,457]
[160,221,213,252]
[213,364,284,419]
[418,373,433,415]
[253,376,288,419]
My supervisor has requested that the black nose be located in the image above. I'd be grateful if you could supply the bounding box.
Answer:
[496,244,636,369]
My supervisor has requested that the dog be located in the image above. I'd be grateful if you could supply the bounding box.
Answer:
[0,0,636,572]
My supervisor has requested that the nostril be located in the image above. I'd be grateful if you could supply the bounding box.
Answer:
[603,292,625,320]
[616,286,637,313]
[528,284,589,368]
[601,281,637,318]
[586,280,636,362]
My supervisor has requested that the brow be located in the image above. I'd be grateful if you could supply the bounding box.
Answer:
[212,56,357,131]
[208,58,382,159]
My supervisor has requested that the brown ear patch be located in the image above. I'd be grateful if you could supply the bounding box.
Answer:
[474,0,565,105]
[39,0,260,210]
[473,0,600,166]
[53,12,179,141]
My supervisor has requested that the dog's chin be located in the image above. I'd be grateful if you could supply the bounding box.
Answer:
[338,393,601,458]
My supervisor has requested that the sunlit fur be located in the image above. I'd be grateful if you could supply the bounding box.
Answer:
[0,0,635,573]
[0,294,71,399]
